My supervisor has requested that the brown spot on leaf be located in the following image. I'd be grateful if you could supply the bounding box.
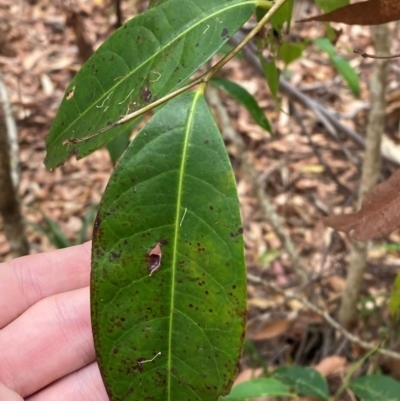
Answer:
[141,86,152,103]
[221,28,229,37]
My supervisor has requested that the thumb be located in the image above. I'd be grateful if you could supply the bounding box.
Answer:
[0,382,23,401]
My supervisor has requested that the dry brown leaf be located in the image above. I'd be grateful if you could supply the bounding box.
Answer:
[313,356,347,377]
[247,317,294,340]
[298,0,400,26]
[322,169,400,241]
[324,276,346,292]
[234,368,264,385]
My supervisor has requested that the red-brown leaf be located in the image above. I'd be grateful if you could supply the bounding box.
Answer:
[322,169,400,241]
[298,0,400,26]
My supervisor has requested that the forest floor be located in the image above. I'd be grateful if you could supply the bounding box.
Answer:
[2,0,400,398]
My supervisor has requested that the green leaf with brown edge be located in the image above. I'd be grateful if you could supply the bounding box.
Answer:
[91,90,247,401]
[45,0,257,169]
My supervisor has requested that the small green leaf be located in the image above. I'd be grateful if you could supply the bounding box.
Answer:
[270,0,294,31]
[351,375,400,401]
[76,204,97,244]
[220,378,294,400]
[45,0,257,168]
[273,366,329,401]
[211,77,272,133]
[278,41,307,66]
[91,91,246,401]
[42,214,71,249]
[315,37,360,97]
[390,273,400,319]
[261,59,280,99]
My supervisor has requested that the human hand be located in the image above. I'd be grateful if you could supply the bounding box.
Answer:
[0,242,109,401]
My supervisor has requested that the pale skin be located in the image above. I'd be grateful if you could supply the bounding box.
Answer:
[0,242,109,401]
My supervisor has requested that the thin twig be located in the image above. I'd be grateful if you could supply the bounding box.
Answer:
[354,49,400,60]
[247,272,400,361]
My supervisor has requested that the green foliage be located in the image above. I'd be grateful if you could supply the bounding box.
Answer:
[261,59,280,99]
[382,243,400,252]
[315,37,360,97]
[45,0,257,169]
[211,77,272,133]
[270,0,294,31]
[278,40,308,66]
[27,206,97,249]
[220,378,295,400]
[272,366,329,400]
[350,375,400,401]
[389,273,400,319]
[91,91,246,400]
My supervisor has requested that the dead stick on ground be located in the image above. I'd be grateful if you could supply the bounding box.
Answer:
[206,86,308,285]
[247,272,400,361]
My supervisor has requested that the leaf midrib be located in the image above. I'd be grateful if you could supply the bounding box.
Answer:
[168,90,201,400]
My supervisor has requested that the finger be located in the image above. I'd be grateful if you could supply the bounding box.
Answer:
[0,382,24,401]
[0,241,91,328]
[0,287,95,398]
[26,362,108,401]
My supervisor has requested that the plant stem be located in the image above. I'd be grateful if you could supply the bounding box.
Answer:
[338,23,390,328]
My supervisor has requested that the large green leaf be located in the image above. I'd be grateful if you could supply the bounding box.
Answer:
[91,90,246,401]
[45,0,257,169]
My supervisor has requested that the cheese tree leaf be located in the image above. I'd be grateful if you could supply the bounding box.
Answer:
[45,0,257,169]
[91,90,246,401]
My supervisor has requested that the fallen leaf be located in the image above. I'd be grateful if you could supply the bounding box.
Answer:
[247,313,297,341]
[314,356,347,377]
[234,368,263,385]
[322,169,400,241]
